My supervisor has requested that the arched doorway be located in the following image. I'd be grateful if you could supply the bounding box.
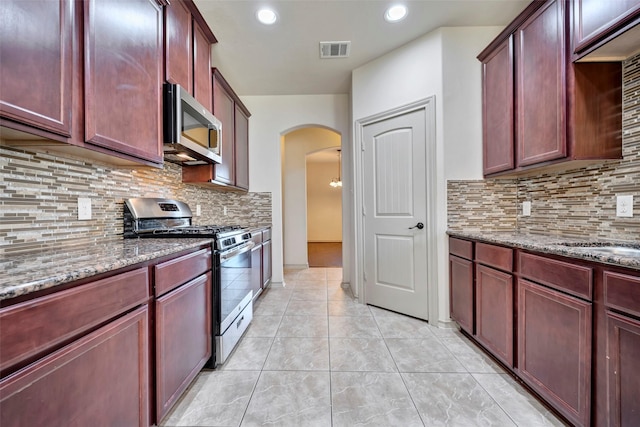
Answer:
[281,126,342,269]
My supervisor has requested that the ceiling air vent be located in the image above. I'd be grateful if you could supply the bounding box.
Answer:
[320,41,351,59]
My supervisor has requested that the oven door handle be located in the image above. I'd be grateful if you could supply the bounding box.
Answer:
[220,241,255,261]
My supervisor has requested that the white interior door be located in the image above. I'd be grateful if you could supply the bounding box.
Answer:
[363,108,428,320]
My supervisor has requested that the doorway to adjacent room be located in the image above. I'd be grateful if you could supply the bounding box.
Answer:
[306,147,342,267]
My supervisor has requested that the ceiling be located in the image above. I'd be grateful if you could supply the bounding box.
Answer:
[307,147,341,164]
[193,0,530,96]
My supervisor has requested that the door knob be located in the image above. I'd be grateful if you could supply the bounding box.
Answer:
[409,222,424,230]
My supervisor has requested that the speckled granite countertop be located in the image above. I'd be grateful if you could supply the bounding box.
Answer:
[0,238,214,301]
[447,230,640,271]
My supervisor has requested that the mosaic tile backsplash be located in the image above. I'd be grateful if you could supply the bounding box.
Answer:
[0,147,271,254]
[448,53,640,242]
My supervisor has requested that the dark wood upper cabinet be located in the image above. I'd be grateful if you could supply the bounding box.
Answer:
[481,36,514,175]
[193,23,213,111]
[234,103,250,190]
[212,71,236,185]
[478,0,623,177]
[515,0,566,167]
[573,0,640,55]
[84,0,164,164]
[164,0,215,108]
[164,0,193,93]
[183,69,251,190]
[0,0,75,137]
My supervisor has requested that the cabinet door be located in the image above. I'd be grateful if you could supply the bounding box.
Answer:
[0,0,74,137]
[481,36,514,175]
[84,0,163,164]
[262,239,272,288]
[235,104,250,190]
[518,278,592,427]
[0,307,149,427]
[155,273,211,422]
[449,255,474,334]
[606,311,640,427]
[193,23,212,111]
[476,265,513,366]
[212,74,235,184]
[515,0,566,167]
[164,0,193,92]
[251,246,262,298]
[573,0,640,53]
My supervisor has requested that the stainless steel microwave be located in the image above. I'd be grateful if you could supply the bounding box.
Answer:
[163,83,222,166]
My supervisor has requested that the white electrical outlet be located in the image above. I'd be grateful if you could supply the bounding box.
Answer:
[522,201,531,217]
[616,195,633,218]
[77,197,92,220]
[196,204,201,216]
[223,206,227,216]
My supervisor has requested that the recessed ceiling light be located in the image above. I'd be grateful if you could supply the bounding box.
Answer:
[384,4,408,23]
[256,8,277,25]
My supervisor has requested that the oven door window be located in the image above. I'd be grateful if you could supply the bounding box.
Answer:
[219,248,252,333]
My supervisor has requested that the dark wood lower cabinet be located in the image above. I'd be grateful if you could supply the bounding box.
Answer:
[606,311,640,427]
[0,306,149,426]
[475,264,513,366]
[449,254,474,334]
[518,278,592,427]
[251,244,263,298]
[262,238,272,288]
[155,272,212,422]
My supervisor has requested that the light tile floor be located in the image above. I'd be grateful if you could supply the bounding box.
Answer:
[161,267,566,427]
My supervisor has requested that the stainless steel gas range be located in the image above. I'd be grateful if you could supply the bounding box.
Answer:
[124,197,254,366]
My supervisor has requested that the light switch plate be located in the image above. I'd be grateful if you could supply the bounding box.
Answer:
[196,204,201,216]
[522,201,531,217]
[77,197,92,220]
[616,195,633,218]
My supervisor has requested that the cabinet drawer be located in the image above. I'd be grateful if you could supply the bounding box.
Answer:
[476,242,512,271]
[154,248,212,297]
[519,252,592,300]
[0,267,149,375]
[604,271,640,318]
[449,237,473,260]
[262,228,271,241]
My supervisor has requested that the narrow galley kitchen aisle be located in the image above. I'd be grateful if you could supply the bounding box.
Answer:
[161,268,563,427]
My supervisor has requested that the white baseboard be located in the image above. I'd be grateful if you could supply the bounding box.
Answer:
[307,240,343,243]
[284,264,309,270]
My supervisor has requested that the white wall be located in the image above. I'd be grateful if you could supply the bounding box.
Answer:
[240,95,351,283]
[282,128,341,266]
[307,159,342,242]
[352,26,501,324]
